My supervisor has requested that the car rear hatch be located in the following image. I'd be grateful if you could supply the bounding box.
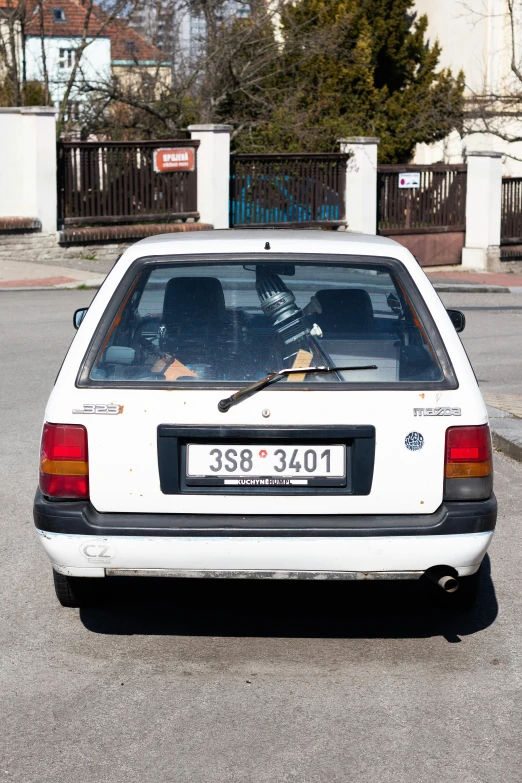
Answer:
[68,253,472,517]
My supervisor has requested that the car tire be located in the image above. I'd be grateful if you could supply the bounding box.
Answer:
[53,569,107,608]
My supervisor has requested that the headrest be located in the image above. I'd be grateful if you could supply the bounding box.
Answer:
[314,288,375,333]
[162,277,226,328]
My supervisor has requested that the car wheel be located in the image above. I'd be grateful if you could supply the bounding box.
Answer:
[53,569,107,608]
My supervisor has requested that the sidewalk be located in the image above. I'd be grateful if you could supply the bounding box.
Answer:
[0,259,104,290]
[425,268,522,293]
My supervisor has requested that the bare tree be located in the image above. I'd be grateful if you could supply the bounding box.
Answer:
[55,0,138,136]
[74,0,316,141]
[0,0,24,104]
[0,0,139,128]
[36,0,49,104]
[463,0,522,162]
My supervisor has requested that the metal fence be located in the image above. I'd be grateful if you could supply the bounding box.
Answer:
[229,153,348,227]
[57,140,199,225]
[377,164,467,234]
[501,177,522,242]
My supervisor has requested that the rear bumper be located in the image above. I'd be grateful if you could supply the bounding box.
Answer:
[33,489,497,538]
[36,528,494,579]
[34,490,496,579]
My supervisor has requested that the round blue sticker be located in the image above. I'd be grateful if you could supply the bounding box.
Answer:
[405,432,424,451]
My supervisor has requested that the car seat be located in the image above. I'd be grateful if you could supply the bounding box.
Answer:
[314,289,375,337]
[159,277,229,365]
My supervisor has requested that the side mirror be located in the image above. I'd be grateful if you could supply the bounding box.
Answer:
[446,308,465,333]
[73,308,88,329]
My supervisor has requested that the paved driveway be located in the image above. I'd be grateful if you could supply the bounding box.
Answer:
[1,289,521,782]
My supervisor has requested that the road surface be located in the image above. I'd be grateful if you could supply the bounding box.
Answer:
[1,289,520,782]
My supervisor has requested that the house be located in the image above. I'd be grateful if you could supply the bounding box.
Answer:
[24,0,111,108]
[108,18,171,94]
[413,0,522,174]
[23,0,169,111]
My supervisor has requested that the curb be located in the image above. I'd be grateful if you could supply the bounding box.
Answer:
[491,429,522,463]
[2,281,521,294]
[432,283,509,293]
[487,406,522,463]
[55,278,105,289]
[431,282,522,294]
[0,277,105,292]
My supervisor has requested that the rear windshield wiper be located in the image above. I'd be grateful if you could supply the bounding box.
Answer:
[218,365,378,412]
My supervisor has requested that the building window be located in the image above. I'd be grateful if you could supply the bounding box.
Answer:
[58,48,75,69]
[53,8,67,22]
[189,14,206,57]
[125,40,137,55]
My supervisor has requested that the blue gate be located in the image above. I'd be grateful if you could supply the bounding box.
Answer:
[230,153,348,228]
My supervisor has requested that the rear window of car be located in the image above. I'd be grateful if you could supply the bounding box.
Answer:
[86,258,447,386]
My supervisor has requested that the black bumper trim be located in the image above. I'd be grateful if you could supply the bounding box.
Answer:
[33,489,497,538]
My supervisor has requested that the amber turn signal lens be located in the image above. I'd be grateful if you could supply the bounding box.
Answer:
[445,460,492,478]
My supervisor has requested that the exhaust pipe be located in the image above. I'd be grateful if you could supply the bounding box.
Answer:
[426,569,459,593]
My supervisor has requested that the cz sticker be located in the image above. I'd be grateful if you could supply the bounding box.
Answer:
[80,542,116,564]
[405,432,424,452]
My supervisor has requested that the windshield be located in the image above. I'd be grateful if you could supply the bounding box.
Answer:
[88,259,444,384]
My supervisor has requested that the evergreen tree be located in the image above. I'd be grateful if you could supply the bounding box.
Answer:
[230,0,464,162]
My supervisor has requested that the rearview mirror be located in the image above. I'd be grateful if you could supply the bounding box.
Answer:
[243,263,296,276]
[446,308,465,333]
[73,308,88,329]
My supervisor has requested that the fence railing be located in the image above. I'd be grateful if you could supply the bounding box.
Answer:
[57,140,199,226]
[229,153,348,228]
[377,164,467,234]
[501,177,522,242]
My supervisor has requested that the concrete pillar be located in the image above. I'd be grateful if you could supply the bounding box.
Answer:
[338,137,380,234]
[462,151,502,270]
[188,124,232,229]
[0,107,59,233]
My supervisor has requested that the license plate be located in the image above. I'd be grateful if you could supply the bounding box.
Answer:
[186,444,346,486]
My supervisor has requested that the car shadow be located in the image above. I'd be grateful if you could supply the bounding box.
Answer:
[80,555,498,641]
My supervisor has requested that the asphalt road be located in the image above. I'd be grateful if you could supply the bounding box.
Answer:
[441,290,522,394]
[1,289,521,782]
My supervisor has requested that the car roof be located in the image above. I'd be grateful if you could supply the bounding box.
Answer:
[132,228,400,250]
[118,228,418,274]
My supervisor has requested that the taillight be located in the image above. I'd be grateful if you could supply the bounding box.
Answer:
[444,425,492,501]
[40,423,89,499]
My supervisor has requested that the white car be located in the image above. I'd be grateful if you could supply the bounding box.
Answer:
[34,230,496,609]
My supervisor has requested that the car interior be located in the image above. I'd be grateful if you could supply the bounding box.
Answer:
[90,264,443,384]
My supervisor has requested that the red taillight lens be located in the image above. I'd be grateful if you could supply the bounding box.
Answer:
[445,425,492,479]
[40,423,89,499]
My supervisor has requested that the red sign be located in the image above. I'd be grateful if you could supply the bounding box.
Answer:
[153,147,196,173]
